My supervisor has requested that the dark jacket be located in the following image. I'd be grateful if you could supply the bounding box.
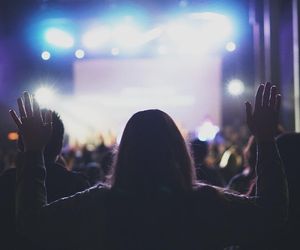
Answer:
[15,142,288,250]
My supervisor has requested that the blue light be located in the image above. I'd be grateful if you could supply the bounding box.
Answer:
[197,121,219,141]
[45,28,74,48]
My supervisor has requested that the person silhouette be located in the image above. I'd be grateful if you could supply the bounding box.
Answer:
[0,108,89,250]
[10,83,288,250]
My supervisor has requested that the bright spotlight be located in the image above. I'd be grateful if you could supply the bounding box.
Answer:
[197,121,219,141]
[113,24,142,48]
[41,51,51,60]
[226,42,236,52]
[45,28,74,48]
[82,26,111,49]
[35,87,55,106]
[228,79,245,96]
[75,49,85,59]
[189,12,233,43]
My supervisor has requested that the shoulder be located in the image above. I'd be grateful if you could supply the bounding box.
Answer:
[50,163,89,185]
[192,183,222,196]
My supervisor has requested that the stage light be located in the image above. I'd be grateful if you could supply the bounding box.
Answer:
[82,26,111,49]
[166,20,193,44]
[197,120,219,141]
[189,12,233,45]
[113,24,142,48]
[45,28,74,48]
[228,79,245,96]
[35,87,55,106]
[41,51,51,60]
[140,27,163,44]
[226,42,236,52]
[75,49,85,59]
[111,47,120,56]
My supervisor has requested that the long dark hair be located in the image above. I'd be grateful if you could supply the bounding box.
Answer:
[110,109,196,192]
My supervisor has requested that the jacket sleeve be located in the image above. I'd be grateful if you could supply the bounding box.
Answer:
[203,140,289,247]
[15,151,106,249]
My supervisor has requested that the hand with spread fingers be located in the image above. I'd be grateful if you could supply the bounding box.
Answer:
[9,92,52,152]
[245,82,281,142]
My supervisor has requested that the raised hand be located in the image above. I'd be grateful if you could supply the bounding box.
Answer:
[9,92,52,152]
[245,83,281,142]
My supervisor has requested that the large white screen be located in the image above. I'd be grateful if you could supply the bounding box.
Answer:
[67,56,221,143]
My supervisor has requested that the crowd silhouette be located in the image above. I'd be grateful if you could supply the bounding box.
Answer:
[0,82,296,249]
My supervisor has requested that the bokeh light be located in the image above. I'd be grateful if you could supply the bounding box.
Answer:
[35,86,55,106]
[41,51,51,60]
[197,121,220,141]
[226,41,236,52]
[75,49,85,59]
[45,28,74,48]
[227,79,245,96]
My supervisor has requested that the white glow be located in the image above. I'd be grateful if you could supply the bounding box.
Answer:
[226,41,236,52]
[197,120,219,141]
[189,12,232,33]
[41,51,51,60]
[45,28,74,48]
[164,15,232,55]
[113,24,142,48]
[228,79,245,96]
[82,26,111,49]
[158,45,168,55]
[166,20,194,44]
[189,12,231,22]
[111,47,120,56]
[35,87,55,106]
[75,49,85,59]
[139,27,163,44]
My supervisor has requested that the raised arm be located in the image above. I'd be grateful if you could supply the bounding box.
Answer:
[220,83,288,246]
[10,93,97,248]
[201,83,289,247]
[10,92,52,235]
[245,83,288,218]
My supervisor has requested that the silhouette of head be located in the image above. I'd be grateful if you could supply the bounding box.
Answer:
[111,109,196,192]
[42,109,64,163]
[190,139,208,165]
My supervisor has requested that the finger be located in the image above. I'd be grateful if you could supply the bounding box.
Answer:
[269,85,277,108]
[32,96,43,122]
[9,109,22,128]
[262,82,272,107]
[44,110,52,125]
[255,84,264,111]
[275,94,281,113]
[17,98,26,118]
[245,101,252,125]
[23,92,33,118]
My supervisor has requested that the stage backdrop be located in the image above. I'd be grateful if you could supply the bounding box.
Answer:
[60,56,221,143]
